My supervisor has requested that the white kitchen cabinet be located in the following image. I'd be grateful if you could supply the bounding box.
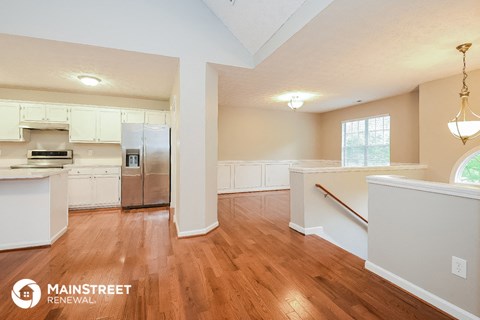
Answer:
[46,105,69,122]
[21,104,69,122]
[69,108,97,142]
[0,103,28,141]
[21,104,44,121]
[69,107,121,143]
[95,175,121,205]
[145,111,169,125]
[122,110,145,123]
[97,109,121,142]
[68,175,94,207]
[68,167,121,209]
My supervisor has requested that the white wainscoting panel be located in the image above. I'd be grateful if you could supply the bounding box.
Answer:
[265,164,290,187]
[234,164,263,189]
[218,161,293,194]
[217,160,342,194]
[217,165,232,190]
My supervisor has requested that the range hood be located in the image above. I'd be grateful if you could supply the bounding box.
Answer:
[19,122,69,131]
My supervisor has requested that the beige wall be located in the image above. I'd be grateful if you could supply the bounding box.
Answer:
[218,106,322,161]
[419,68,480,182]
[320,92,420,164]
[0,87,169,110]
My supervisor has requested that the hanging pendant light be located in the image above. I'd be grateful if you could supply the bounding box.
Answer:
[447,43,480,145]
[288,96,304,110]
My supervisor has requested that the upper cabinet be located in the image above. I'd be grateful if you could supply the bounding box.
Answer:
[97,109,121,143]
[21,104,69,123]
[145,111,169,126]
[121,110,145,124]
[0,99,170,143]
[70,108,121,143]
[0,103,28,141]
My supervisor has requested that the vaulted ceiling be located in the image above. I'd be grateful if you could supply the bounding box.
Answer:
[201,0,307,54]
[214,0,480,112]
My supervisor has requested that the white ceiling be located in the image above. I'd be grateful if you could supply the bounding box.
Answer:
[216,0,480,112]
[0,0,479,113]
[201,0,307,54]
[0,34,178,101]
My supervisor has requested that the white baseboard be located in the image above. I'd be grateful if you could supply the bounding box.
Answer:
[289,222,349,252]
[50,226,68,244]
[288,222,324,235]
[0,240,51,251]
[365,261,480,320]
[0,226,68,251]
[177,221,219,238]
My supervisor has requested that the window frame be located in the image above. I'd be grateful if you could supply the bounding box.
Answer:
[454,149,480,186]
[341,114,391,167]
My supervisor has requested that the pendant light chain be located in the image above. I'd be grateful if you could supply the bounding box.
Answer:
[461,50,469,95]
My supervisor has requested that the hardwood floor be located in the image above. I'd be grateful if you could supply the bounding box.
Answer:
[0,191,452,320]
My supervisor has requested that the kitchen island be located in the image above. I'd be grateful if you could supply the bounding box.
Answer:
[0,169,69,250]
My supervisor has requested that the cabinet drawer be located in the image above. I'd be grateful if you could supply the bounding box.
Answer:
[69,168,94,175]
[93,167,121,175]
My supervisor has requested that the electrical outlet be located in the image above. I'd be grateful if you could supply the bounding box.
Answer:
[452,256,467,279]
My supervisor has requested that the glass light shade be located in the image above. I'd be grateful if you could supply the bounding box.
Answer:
[448,120,480,139]
[448,95,480,144]
[288,98,304,110]
[78,75,101,86]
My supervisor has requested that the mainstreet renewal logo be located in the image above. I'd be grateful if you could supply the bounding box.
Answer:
[11,279,41,309]
[47,284,132,304]
[11,279,132,307]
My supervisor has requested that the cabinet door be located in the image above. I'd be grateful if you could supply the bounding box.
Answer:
[145,111,165,125]
[122,110,145,123]
[68,176,94,207]
[0,103,23,140]
[21,104,45,121]
[97,109,121,143]
[94,175,120,205]
[70,108,97,142]
[46,105,69,122]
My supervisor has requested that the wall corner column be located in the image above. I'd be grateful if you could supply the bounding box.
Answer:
[174,58,219,237]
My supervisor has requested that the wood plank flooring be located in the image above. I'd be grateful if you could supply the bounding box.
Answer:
[0,191,452,319]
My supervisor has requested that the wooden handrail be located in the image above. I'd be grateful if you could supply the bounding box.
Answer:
[315,184,368,224]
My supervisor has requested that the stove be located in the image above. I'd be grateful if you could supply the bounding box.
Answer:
[10,150,73,169]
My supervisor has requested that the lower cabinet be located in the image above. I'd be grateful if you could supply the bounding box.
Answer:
[68,167,121,209]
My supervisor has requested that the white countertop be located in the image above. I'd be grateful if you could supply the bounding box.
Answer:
[289,163,428,173]
[63,164,121,168]
[0,168,70,180]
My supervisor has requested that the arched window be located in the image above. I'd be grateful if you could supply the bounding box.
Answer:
[454,150,480,185]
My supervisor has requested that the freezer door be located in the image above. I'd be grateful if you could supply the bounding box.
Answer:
[143,125,170,206]
[121,123,144,207]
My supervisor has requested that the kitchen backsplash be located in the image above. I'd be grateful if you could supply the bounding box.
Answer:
[0,130,121,166]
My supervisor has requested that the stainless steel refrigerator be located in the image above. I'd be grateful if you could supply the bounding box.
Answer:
[121,124,170,208]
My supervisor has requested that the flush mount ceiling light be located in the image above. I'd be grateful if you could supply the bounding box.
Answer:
[447,43,480,145]
[277,92,318,111]
[288,96,304,110]
[77,75,102,87]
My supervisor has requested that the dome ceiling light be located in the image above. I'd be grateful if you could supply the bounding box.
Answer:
[77,75,102,87]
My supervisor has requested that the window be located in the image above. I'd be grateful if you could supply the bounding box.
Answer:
[342,115,390,167]
[455,151,480,185]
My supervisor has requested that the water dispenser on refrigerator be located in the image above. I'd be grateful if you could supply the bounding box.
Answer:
[126,149,140,168]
